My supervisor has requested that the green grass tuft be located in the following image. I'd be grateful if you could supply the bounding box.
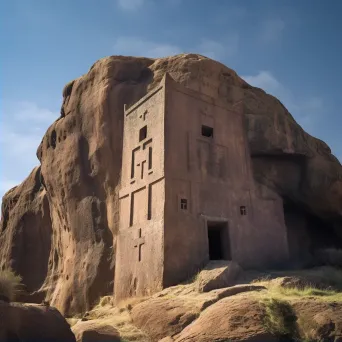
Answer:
[275,285,339,298]
[267,278,342,302]
[261,297,298,340]
[0,268,22,302]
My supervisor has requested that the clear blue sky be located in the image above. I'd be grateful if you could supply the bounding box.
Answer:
[1,0,341,198]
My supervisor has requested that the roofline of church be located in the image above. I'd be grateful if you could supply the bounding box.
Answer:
[124,72,243,116]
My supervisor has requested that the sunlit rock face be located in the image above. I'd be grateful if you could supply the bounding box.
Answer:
[0,54,341,315]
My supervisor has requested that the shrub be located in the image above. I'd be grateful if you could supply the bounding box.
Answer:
[0,268,22,302]
[261,297,298,340]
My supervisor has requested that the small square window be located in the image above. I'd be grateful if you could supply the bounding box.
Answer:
[240,206,247,216]
[139,126,147,141]
[201,125,214,138]
[180,199,188,210]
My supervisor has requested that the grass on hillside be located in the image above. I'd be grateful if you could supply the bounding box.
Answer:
[255,279,342,303]
[252,265,342,300]
[259,284,342,342]
[0,268,22,302]
[254,267,342,340]
[261,297,298,340]
[272,285,342,300]
[70,296,151,342]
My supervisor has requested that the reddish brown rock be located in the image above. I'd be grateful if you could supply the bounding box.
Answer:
[293,300,342,342]
[174,296,277,342]
[72,320,121,342]
[0,54,341,315]
[0,166,51,301]
[131,297,200,341]
[196,260,242,292]
[0,301,75,342]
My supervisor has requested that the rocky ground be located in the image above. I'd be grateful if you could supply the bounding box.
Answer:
[66,262,342,342]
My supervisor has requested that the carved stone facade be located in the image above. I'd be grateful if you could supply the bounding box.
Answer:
[114,74,290,302]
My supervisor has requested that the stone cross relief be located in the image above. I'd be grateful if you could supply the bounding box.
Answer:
[134,228,145,262]
[140,109,148,121]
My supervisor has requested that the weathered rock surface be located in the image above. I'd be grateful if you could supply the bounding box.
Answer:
[129,282,266,341]
[72,320,121,342]
[173,296,277,342]
[270,275,336,291]
[196,260,242,292]
[0,301,75,342]
[0,167,51,302]
[131,297,200,341]
[67,267,342,342]
[158,337,174,342]
[293,300,342,342]
[1,53,342,315]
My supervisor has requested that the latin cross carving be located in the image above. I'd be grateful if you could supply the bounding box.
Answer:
[134,228,145,262]
[143,110,148,120]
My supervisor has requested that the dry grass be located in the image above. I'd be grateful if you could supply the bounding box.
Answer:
[0,268,22,302]
[95,295,114,308]
[252,266,342,290]
[116,296,149,312]
[73,296,151,342]
[267,284,342,303]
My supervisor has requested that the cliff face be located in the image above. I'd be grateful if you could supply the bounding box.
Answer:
[0,167,51,298]
[1,54,341,315]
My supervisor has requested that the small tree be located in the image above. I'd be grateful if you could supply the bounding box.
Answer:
[0,268,22,302]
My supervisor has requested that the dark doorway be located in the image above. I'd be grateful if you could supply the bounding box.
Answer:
[207,221,231,260]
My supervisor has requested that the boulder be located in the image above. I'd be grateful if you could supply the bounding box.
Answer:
[131,297,200,341]
[1,53,341,315]
[293,300,342,342]
[174,296,278,342]
[196,260,242,292]
[72,320,121,342]
[265,266,342,291]
[0,301,75,342]
[153,281,266,312]
[270,275,335,291]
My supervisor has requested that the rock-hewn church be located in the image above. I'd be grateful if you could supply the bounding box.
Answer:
[114,73,292,301]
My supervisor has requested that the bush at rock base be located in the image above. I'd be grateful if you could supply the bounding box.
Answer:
[0,268,22,302]
[261,297,298,340]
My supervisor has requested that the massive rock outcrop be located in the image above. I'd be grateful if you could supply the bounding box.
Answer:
[1,54,341,315]
[0,166,51,300]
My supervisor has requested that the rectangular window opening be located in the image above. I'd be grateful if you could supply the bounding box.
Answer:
[139,126,147,142]
[147,185,152,220]
[180,198,188,210]
[240,206,247,216]
[148,146,152,169]
[201,125,214,138]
